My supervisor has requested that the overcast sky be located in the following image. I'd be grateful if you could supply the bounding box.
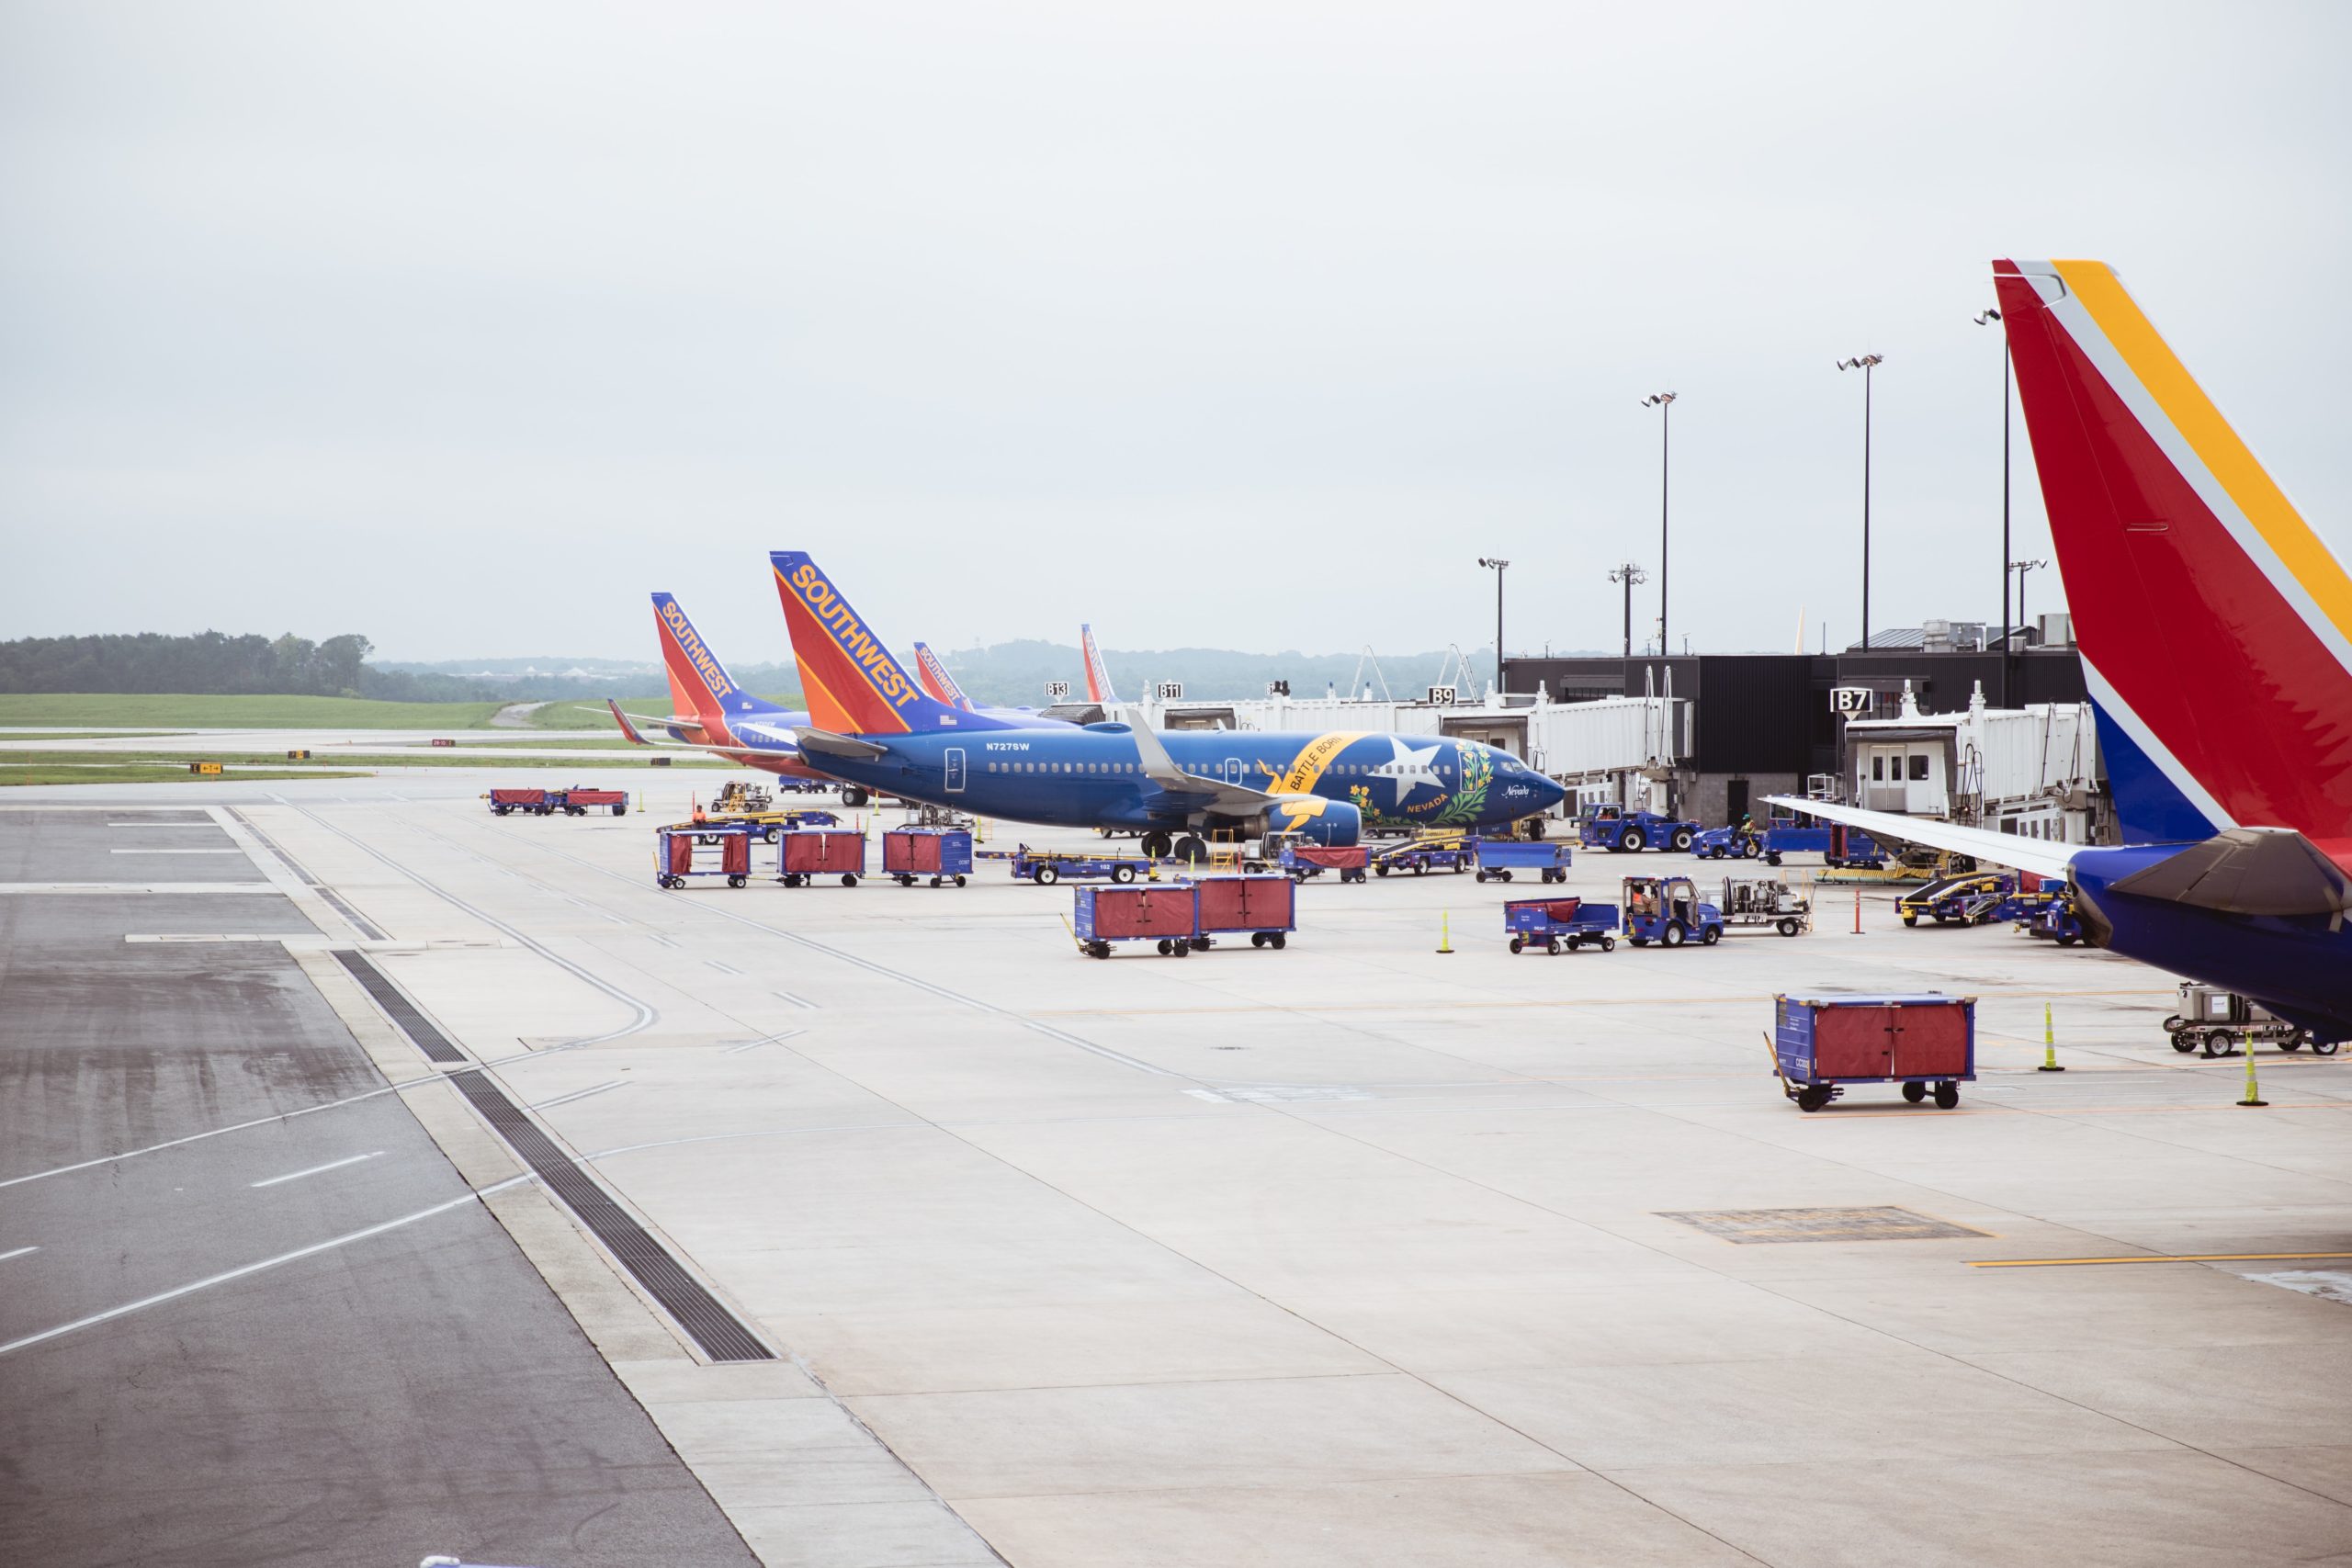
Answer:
[5,2,2348,668]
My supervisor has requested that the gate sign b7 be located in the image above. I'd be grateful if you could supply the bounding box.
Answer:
[1830,686,1874,716]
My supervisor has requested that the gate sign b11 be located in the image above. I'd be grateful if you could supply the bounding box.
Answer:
[1830,686,1873,716]
[1155,682,1184,701]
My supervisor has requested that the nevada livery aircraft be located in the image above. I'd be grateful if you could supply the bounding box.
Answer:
[771,550,1566,857]
[605,592,831,784]
[1775,260,2352,1043]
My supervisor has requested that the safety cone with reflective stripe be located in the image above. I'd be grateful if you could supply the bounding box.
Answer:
[1437,911,1454,954]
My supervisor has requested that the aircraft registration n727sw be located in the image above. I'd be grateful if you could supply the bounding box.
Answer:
[769,550,1566,858]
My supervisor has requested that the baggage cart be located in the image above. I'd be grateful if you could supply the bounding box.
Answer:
[1690,824,1761,860]
[1718,874,1809,936]
[1504,897,1617,953]
[654,822,754,888]
[2162,983,2326,1057]
[884,827,973,886]
[775,828,865,887]
[1190,873,1295,951]
[1003,844,1152,886]
[1760,819,1884,869]
[1621,874,1726,947]
[1772,992,1975,1111]
[550,787,628,818]
[1073,883,1200,959]
[1372,839,1473,877]
[1898,872,2026,927]
[2016,890,2086,946]
[1474,838,1571,884]
[1278,843,1368,884]
[488,788,550,817]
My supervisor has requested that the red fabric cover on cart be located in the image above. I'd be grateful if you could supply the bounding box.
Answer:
[782,830,866,873]
[1812,1008,1897,1077]
[1290,844,1367,869]
[1087,886,1196,938]
[722,834,751,874]
[491,788,547,806]
[883,830,942,873]
[1888,1004,1970,1077]
[567,788,626,806]
[666,835,695,874]
[1193,874,1294,931]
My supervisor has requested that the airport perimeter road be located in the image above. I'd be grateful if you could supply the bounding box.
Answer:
[0,807,755,1568]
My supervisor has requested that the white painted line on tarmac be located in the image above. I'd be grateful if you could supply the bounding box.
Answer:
[108,847,245,854]
[0,1175,532,1359]
[0,1246,38,1262]
[722,1028,806,1055]
[527,1080,627,1111]
[772,988,820,1010]
[251,1150,385,1188]
[706,959,743,976]
[107,822,229,829]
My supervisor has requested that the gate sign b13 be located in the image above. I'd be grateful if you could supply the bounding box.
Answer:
[1045,681,1069,699]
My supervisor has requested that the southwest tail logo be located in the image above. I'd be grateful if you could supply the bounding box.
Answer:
[769,552,1012,736]
[653,592,750,727]
[1994,260,2352,845]
[911,642,975,711]
[1081,624,1120,705]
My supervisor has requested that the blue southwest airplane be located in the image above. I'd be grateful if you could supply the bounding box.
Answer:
[770,550,1566,857]
[1775,260,2352,1044]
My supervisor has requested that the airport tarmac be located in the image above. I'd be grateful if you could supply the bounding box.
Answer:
[5,770,2350,1567]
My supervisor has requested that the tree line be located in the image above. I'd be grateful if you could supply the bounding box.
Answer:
[0,632,488,701]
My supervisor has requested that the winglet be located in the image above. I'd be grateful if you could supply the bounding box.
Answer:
[606,699,650,746]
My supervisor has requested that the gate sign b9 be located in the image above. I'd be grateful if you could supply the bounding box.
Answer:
[1830,686,1873,716]
[1427,685,1458,705]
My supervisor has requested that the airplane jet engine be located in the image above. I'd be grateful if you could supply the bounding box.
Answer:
[1258,795,1361,848]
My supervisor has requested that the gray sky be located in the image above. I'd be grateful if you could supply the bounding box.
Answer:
[5,2,2348,667]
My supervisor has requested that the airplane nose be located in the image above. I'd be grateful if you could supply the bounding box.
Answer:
[1534,774,1568,812]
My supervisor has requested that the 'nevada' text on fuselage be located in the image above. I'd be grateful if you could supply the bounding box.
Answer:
[819,725,1562,836]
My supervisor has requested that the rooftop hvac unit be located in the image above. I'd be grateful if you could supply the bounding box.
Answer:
[2037,612,2075,649]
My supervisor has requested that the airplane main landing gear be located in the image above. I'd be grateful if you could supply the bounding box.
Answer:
[1139,830,1172,859]
[1173,835,1208,865]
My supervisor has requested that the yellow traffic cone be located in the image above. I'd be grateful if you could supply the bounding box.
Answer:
[1437,910,1454,954]
[2038,1001,2065,1072]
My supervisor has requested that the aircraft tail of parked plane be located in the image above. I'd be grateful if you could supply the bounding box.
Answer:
[911,641,976,712]
[603,592,816,777]
[1081,624,1120,705]
[653,592,793,728]
[1770,260,2352,1042]
[1991,258,2352,850]
[770,553,1017,737]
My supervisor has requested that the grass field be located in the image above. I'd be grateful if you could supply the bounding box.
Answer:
[0,694,510,729]
[0,765,372,787]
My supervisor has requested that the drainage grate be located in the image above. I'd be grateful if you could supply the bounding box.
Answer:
[447,1069,774,1362]
[331,950,773,1362]
[1659,1206,1988,1245]
[334,950,467,1064]
[230,809,388,940]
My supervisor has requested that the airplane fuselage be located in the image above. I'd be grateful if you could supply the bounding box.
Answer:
[814,725,1563,836]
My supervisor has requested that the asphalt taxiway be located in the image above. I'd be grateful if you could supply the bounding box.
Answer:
[5,773,2349,1567]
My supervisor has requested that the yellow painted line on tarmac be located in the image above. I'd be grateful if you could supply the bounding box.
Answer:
[1969,1251,2352,1269]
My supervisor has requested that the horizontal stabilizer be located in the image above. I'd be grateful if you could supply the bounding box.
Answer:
[2108,828,2350,919]
[1758,796,2078,881]
[795,728,890,761]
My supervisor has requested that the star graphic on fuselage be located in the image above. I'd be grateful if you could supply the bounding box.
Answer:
[1373,736,1444,807]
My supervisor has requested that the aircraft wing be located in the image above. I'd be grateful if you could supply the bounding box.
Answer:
[599,700,707,746]
[794,728,890,761]
[1758,795,2079,881]
[734,720,803,749]
[1128,721,1286,813]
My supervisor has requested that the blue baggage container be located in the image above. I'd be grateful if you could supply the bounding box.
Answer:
[884,827,973,886]
[1772,992,1975,1111]
[1475,838,1572,884]
[1073,883,1200,959]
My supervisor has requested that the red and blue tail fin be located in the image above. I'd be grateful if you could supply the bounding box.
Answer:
[910,642,975,711]
[651,592,786,726]
[769,553,1012,736]
[1994,260,2352,845]
[1081,624,1120,705]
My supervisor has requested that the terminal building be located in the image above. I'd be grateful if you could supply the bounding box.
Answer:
[1502,615,2105,841]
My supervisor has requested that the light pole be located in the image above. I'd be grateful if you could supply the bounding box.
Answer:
[1608,562,1647,659]
[1641,393,1676,652]
[2010,558,2049,654]
[1476,558,1510,696]
[1836,355,1883,650]
[1976,309,2011,703]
